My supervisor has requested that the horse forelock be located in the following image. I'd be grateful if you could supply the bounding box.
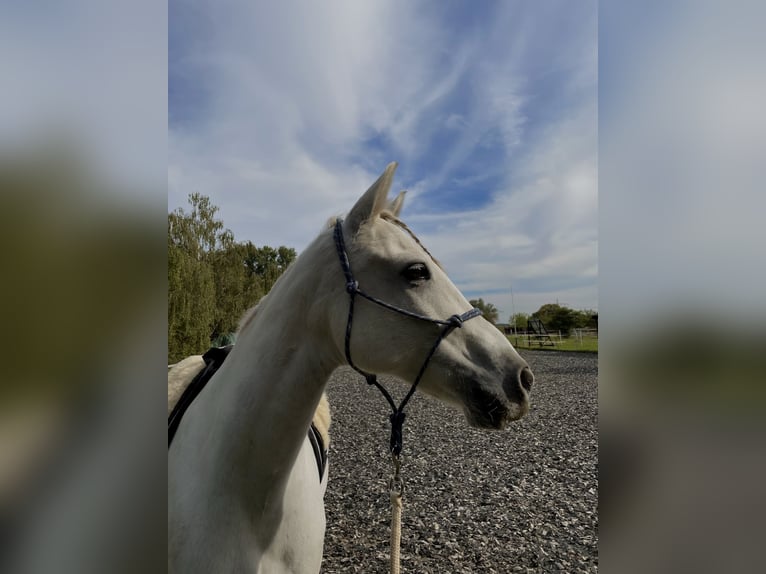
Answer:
[379,211,443,271]
[325,215,342,230]
[328,211,443,271]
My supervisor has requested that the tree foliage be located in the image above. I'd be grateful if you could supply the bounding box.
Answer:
[168,194,296,362]
[469,298,499,324]
[509,312,530,331]
[531,303,598,335]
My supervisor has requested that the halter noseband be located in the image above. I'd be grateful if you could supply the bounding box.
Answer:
[333,219,482,457]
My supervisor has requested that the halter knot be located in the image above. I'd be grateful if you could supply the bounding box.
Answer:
[447,314,464,328]
[346,280,359,294]
[389,410,407,456]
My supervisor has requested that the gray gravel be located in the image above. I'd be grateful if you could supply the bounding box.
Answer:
[322,350,598,573]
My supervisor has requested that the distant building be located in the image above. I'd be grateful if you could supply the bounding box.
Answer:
[495,323,513,335]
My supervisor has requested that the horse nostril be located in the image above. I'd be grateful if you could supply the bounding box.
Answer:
[520,367,534,392]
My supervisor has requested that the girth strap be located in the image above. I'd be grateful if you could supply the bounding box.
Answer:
[307,423,329,480]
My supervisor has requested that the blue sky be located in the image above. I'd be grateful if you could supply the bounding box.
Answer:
[169,0,597,318]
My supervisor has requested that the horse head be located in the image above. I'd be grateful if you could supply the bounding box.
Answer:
[329,163,533,430]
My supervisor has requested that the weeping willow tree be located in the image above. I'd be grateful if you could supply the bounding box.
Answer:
[168,194,221,362]
[168,194,296,363]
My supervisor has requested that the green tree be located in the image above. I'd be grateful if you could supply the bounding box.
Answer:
[208,241,297,342]
[243,242,297,295]
[469,298,499,324]
[532,303,578,334]
[509,312,529,331]
[566,308,598,330]
[209,239,258,343]
[168,201,220,362]
[168,194,239,361]
[169,193,225,257]
[168,194,299,362]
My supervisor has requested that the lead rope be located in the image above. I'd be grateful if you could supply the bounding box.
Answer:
[389,455,403,574]
[333,219,482,573]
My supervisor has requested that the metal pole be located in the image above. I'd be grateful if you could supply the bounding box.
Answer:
[509,284,516,334]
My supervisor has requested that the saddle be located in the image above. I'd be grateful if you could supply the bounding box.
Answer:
[168,345,328,481]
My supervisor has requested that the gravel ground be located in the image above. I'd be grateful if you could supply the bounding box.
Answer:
[322,350,598,573]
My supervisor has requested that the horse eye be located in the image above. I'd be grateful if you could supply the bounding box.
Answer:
[402,263,430,282]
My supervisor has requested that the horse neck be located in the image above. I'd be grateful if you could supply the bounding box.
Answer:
[206,232,341,494]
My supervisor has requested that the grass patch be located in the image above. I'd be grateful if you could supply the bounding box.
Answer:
[508,335,598,353]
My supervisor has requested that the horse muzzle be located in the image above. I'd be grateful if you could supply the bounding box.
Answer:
[503,365,534,403]
[464,365,533,430]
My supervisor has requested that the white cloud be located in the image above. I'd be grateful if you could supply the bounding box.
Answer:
[409,97,598,317]
[169,0,598,318]
[169,0,449,240]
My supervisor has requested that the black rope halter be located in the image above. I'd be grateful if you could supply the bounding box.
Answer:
[333,219,482,457]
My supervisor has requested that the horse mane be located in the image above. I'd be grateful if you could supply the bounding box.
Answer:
[237,293,267,335]
[326,211,442,270]
[380,211,443,269]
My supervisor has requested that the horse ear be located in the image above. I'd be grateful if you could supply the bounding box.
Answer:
[388,190,406,217]
[346,162,398,233]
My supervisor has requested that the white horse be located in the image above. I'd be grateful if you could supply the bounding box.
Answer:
[168,163,534,573]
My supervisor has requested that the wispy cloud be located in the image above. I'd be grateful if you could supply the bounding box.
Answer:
[169,0,597,318]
